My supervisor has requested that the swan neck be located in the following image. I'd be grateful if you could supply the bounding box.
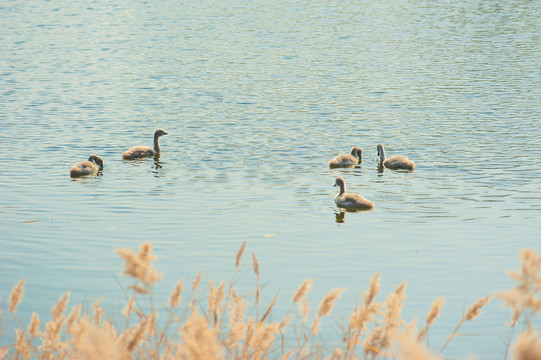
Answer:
[338,182,345,196]
[154,134,161,153]
[379,147,385,163]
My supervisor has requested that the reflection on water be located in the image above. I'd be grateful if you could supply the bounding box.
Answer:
[335,210,345,223]
[1,0,541,358]
[334,205,374,224]
[69,170,103,181]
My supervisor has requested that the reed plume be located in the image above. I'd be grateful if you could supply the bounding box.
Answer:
[116,242,162,288]
[169,277,184,309]
[365,272,381,305]
[122,294,135,319]
[51,291,70,322]
[15,328,30,360]
[236,241,246,269]
[74,317,124,360]
[496,248,541,326]
[439,296,491,354]
[8,279,24,313]
[92,297,104,325]
[394,333,436,360]
[180,311,223,360]
[465,296,490,321]
[418,297,444,342]
[512,327,541,360]
[252,254,260,310]
[28,311,40,337]
[192,269,203,293]
[293,279,313,303]
[345,273,382,358]
[66,304,82,335]
[318,288,345,317]
[1,245,540,359]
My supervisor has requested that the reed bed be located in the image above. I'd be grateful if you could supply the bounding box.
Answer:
[1,242,540,360]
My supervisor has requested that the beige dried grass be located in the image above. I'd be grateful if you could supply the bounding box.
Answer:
[66,304,82,336]
[29,311,41,338]
[14,328,29,359]
[252,254,260,310]
[512,327,541,360]
[439,296,491,354]
[122,294,135,319]
[169,277,184,308]
[192,268,203,293]
[300,298,311,323]
[365,272,381,305]
[2,244,540,360]
[418,297,444,342]
[236,241,247,269]
[310,316,321,336]
[394,333,436,360]
[50,290,70,322]
[293,279,313,303]
[465,296,490,321]
[8,279,25,313]
[180,311,223,360]
[92,296,104,325]
[116,242,162,287]
[496,248,541,326]
[74,317,124,360]
[345,273,383,357]
[318,288,345,317]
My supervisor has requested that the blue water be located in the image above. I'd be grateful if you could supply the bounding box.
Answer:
[1,0,541,358]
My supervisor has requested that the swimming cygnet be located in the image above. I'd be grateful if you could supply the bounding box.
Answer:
[70,154,103,177]
[122,129,168,160]
[377,144,415,171]
[334,176,374,210]
[328,147,363,168]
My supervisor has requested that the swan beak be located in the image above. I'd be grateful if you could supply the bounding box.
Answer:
[163,132,168,135]
[333,183,337,187]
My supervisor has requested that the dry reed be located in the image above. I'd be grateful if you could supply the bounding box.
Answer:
[318,288,345,317]
[496,248,541,326]
[180,311,223,360]
[439,296,491,354]
[293,279,313,304]
[512,327,541,360]
[8,280,24,313]
[169,277,184,309]
[236,241,246,269]
[418,297,444,342]
[0,244,539,360]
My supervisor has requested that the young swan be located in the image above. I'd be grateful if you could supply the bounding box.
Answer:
[334,176,374,210]
[329,147,363,168]
[377,144,415,171]
[70,155,103,177]
[122,129,168,160]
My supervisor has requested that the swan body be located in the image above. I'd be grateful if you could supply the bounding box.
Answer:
[122,129,168,159]
[70,155,103,177]
[329,147,363,168]
[377,144,415,171]
[334,176,374,210]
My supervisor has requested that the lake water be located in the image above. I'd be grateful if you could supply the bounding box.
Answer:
[1,0,540,358]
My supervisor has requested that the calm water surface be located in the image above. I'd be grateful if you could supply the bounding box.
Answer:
[1,0,541,358]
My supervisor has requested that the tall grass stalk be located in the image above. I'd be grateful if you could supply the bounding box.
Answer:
[0,244,539,359]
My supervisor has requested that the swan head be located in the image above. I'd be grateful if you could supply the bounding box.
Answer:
[350,146,363,160]
[376,144,384,157]
[154,129,168,137]
[334,176,345,188]
[88,154,104,168]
